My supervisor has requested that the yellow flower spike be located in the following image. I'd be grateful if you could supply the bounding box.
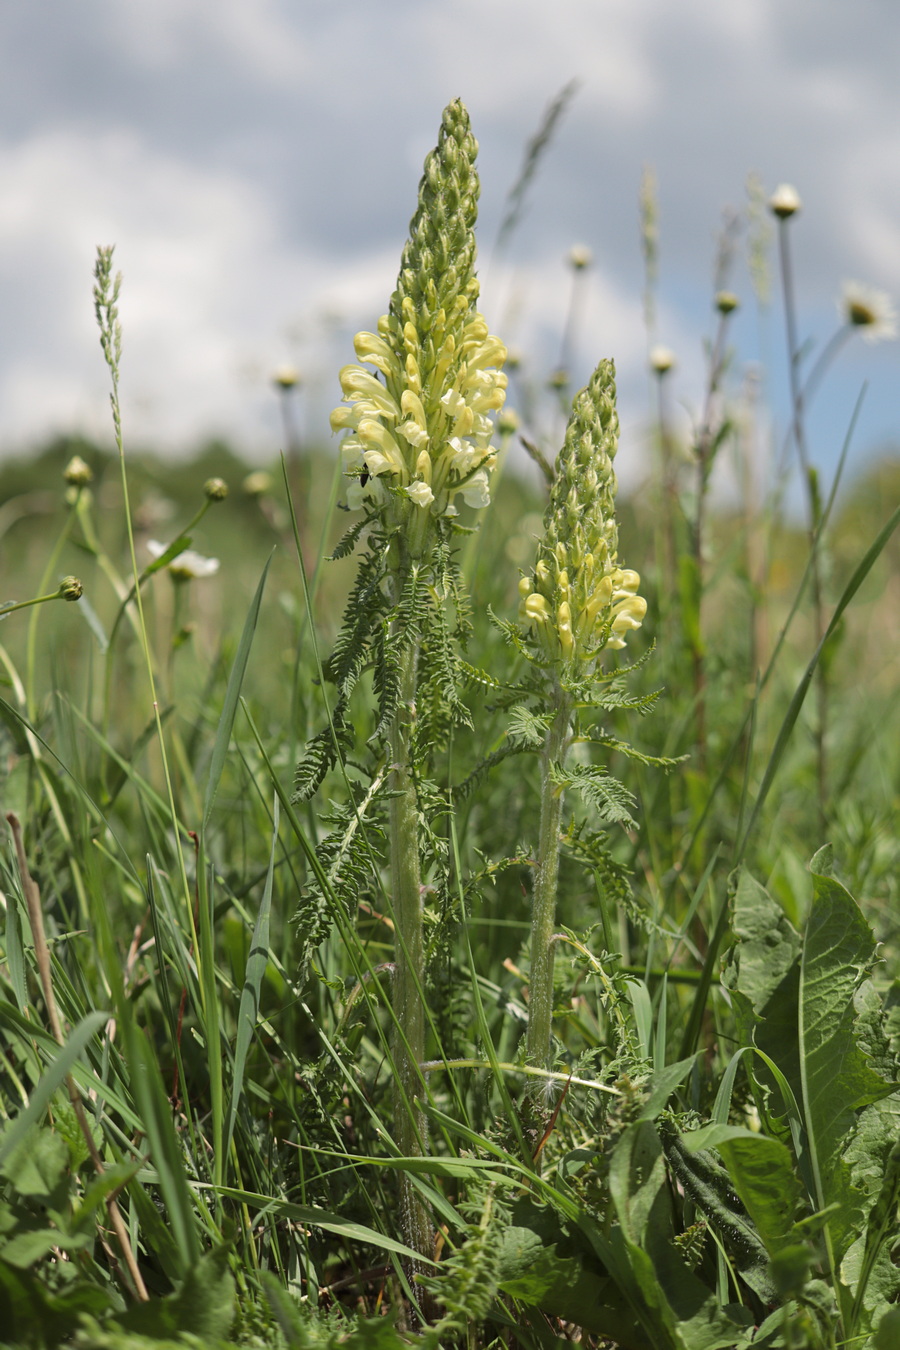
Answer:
[330,99,506,555]
[520,358,646,667]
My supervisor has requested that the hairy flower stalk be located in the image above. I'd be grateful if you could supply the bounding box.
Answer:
[328,99,507,1273]
[518,360,645,1097]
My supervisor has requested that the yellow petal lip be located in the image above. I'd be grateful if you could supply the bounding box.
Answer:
[357,419,406,476]
[353,330,400,376]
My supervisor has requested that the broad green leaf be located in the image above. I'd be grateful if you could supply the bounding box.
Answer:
[716,1131,802,1258]
[637,1055,697,1121]
[0,1125,68,1198]
[115,1243,234,1342]
[661,1122,774,1302]
[608,1122,754,1349]
[798,858,894,1229]
[721,867,802,1094]
[496,1198,650,1349]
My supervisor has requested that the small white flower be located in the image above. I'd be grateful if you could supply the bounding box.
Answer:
[398,419,429,449]
[406,480,435,508]
[769,183,802,219]
[568,244,592,270]
[839,281,898,343]
[649,345,676,374]
[147,540,219,580]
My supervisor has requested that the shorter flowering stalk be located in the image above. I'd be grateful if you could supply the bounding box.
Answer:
[518,360,646,1101]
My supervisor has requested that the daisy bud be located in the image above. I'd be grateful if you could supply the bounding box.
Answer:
[64,455,93,487]
[769,184,802,219]
[58,576,83,601]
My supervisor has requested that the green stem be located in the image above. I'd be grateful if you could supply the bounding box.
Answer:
[525,685,573,1102]
[388,620,432,1273]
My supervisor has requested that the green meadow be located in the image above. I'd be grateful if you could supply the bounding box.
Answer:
[1,102,899,1350]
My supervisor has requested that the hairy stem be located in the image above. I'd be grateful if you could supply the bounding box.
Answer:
[388,622,432,1273]
[525,686,573,1104]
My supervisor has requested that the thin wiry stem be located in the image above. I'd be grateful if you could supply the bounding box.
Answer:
[776,217,828,830]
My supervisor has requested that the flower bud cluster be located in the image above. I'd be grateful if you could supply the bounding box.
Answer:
[330,101,507,538]
[518,359,646,667]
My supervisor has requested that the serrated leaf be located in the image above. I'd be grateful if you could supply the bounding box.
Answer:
[557,763,637,826]
[507,705,549,747]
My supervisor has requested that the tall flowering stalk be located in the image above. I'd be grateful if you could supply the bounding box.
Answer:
[517,360,646,1099]
[297,99,506,1271]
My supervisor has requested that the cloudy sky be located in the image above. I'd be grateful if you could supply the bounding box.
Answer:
[1,0,898,498]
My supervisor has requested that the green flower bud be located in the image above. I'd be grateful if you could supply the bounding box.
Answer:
[58,576,83,601]
[64,454,93,487]
[204,477,229,501]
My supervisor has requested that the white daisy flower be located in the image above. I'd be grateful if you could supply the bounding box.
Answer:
[839,281,898,343]
[147,540,219,580]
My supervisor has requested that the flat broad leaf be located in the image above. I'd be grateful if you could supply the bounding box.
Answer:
[798,858,895,1225]
[497,1197,650,1349]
